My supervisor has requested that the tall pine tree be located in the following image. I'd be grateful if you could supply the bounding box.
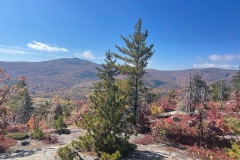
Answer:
[115,19,154,124]
[79,50,135,156]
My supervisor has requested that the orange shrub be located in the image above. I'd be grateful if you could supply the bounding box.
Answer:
[38,119,48,130]
[27,116,36,131]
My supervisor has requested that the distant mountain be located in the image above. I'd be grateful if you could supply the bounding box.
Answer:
[0,58,237,99]
[0,58,99,99]
[144,68,236,92]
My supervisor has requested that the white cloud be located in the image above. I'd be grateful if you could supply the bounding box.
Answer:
[80,50,95,59]
[237,55,240,59]
[193,63,215,68]
[193,63,237,69]
[0,45,29,54]
[209,54,234,61]
[27,41,68,52]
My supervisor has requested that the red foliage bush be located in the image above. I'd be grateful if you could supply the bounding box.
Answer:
[0,136,16,153]
[164,117,173,124]
[150,119,170,140]
[138,108,152,133]
[188,145,231,160]
[71,104,92,121]
[7,124,28,133]
[0,106,14,135]
[159,97,177,112]
[42,135,58,144]
[80,104,91,114]
[206,109,229,137]
[151,110,231,148]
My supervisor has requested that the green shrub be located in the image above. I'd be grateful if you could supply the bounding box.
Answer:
[71,134,93,152]
[53,116,67,134]
[6,132,29,140]
[100,151,121,160]
[57,146,75,160]
[225,141,240,159]
[30,127,44,140]
[70,133,135,158]
[224,117,240,135]
[94,135,136,158]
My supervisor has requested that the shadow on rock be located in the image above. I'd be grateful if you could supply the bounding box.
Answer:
[55,129,71,135]
[126,150,167,160]
[0,150,36,159]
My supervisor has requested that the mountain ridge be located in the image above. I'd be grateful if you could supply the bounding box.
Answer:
[0,58,237,99]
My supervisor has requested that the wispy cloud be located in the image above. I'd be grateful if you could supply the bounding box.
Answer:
[209,54,234,61]
[0,45,29,55]
[27,41,68,52]
[80,50,95,59]
[193,53,240,69]
[193,63,237,69]
[193,63,217,68]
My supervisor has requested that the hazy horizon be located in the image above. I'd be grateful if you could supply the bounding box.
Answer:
[0,57,238,71]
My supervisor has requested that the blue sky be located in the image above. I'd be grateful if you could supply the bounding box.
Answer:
[0,0,239,70]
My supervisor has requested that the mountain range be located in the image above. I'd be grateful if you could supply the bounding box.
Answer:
[0,58,237,99]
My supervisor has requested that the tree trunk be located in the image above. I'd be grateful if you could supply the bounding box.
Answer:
[134,77,138,125]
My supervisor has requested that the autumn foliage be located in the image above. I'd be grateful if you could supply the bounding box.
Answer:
[0,136,16,153]
[0,54,239,160]
[7,124,28,133]
[0,67,15,137]
[27,115,36,131]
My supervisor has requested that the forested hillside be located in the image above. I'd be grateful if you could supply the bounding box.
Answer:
[0,59,236,99]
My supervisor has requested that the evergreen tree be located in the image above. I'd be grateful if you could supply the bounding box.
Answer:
[231,67,240,112]
[232,67,240,91]
[79,51,135,156]
[210,81,230,102]
[115,19,154,123]
[53,115,67,134]
[96,50,119,85]
[187,73,209,115]
[192,73,209,104]
[13,76,34,123]
[53,102,63,120]
[115,79,131,100]
[33,99,51,124]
